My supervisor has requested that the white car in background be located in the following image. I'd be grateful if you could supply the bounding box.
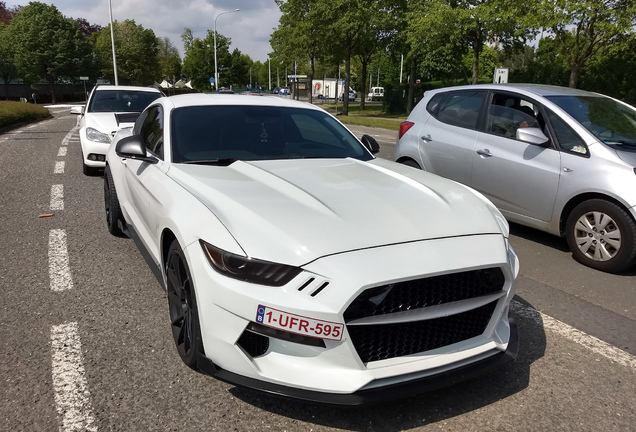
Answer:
[103,93,519,404]
[73,85,163,175]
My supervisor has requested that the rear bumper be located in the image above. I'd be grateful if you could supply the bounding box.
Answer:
[197,317,518,406]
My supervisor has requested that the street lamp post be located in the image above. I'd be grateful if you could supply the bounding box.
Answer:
[108,0,119,85]
[214,8,239,91]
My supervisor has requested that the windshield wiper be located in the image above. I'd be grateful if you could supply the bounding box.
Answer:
[604,140,636,146]
[180,158,239,166]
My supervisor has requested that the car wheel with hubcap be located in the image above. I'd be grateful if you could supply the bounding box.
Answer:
[166,240,202,369]
[566,199,636,273]
[103,166,125,236]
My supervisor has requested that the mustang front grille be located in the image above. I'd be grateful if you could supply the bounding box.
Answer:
[347,301,497,363]
[344,268,505,363]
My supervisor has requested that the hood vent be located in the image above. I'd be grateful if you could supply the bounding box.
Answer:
[294,277,330,297]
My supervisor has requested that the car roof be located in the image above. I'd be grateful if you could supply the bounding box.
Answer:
[431,83,604,98]
[161,93,323,111]
[94,85,162,93]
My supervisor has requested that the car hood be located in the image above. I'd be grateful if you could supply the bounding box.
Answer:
[83,112,138,135]
[167,158,504,265]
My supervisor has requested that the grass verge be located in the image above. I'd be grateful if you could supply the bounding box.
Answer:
[336,115,402,130]
[0,101,51,129]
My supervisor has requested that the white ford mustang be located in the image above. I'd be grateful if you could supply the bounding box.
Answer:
[104,93,519,404]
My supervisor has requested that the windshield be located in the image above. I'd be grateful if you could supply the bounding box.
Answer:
[170,105,373,163]
[546,95,636,146]
[88,90,161,113]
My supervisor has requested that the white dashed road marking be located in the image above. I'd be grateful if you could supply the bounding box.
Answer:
[54,161,65,174]
[511,300,636,372]
[48,229,73,292]
[57,147,68,157]
[50,184,64,211]
[51,322,98,432]
[62,126,78,146]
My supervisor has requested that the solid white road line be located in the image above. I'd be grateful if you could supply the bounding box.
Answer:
[54,161,65,174]
[57,147,68,157]
[48,229,73,292]
[50,184,64,211]
[511,300,636,372]
[51,322,98,432]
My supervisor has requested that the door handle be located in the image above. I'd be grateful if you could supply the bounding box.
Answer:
[421,134,433,142]
[120,158,127,165]
[476,149,492,157]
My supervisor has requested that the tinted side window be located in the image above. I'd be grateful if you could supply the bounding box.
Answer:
[435,91,485,129]
[546,109,589,156]
[140,106,164,159]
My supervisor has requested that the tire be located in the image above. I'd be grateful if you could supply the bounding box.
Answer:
[400,159,422,170]
[166,240,203,369]
[83,161,100,176]
[103,165,125,236]
[565,199,636,273]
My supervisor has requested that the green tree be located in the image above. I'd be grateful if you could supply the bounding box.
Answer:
[157,37,182,82]
[0,22,17,99]
[535,0,636,88]
[181,28,234,90]
[7,2,92,103]
[408,0,531,85]
[272,0,328,103]
[93,20,160,86]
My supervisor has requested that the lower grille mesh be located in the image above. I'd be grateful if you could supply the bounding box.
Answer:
[347,302,497,363]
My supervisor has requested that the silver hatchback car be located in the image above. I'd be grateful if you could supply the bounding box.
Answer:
[395,84,636,273]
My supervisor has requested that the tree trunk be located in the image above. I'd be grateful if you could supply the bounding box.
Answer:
[406,58,416,114]
[343,49,351,116]
[309,55,315,104]
[48,76,56,104]
[472,44,480,85]
[568,65,581,88]
[3,78,9,100]
[360,60,367,111]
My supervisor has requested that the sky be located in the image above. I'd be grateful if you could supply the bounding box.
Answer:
[9,0,282,62]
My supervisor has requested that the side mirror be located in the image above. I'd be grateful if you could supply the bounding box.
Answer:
[115,135,158,164]
[70,106,84,115]
[361,134,380,154]
[517,127,550,147]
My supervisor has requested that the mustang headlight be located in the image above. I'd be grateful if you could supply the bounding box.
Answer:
[200,240,301,286]
[86,127,112,143]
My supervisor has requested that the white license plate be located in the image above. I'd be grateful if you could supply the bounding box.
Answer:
[255,305,344,341]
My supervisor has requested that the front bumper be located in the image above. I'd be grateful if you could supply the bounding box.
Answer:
[197,317,518,405]
[185,234,519,399]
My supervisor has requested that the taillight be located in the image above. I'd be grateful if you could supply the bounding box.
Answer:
[398,121,415,140]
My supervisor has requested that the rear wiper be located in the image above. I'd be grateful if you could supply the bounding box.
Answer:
[180,158,238,166]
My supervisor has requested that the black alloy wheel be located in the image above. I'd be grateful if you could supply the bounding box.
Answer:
[103,166,125,236]
[166,240,202,369]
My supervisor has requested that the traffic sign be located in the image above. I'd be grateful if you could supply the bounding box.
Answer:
[79,76,89,81]
[493,68,509,84]
[287,75,307,79]
[209,77,215,84]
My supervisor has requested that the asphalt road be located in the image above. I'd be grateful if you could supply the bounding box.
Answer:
[1,109,635,431]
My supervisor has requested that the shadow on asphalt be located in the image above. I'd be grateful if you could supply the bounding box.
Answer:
[228,302,547,431]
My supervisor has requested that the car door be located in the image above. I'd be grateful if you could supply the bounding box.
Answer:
[121,105,168,260]
[417,90,486,185]
[471,91,561,222]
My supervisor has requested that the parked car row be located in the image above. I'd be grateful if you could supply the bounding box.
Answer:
[69,80,636,406]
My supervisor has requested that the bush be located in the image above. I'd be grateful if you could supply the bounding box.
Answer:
[0,101,51,129]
